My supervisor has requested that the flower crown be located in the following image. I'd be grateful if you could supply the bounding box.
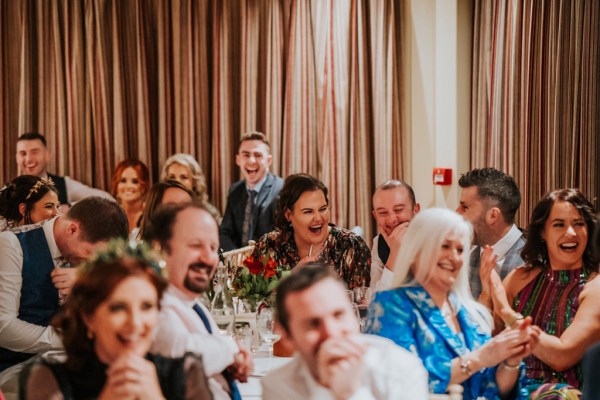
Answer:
[25,177,55,201]
[78,238,166,277]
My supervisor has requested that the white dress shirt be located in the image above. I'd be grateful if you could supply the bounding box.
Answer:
[370,235,394,291]
[151,285,240,400]
[489,224,523,269]
[261,334,429,400]
[0,218,63,353]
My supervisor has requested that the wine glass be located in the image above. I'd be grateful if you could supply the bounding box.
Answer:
[256,308,281,370]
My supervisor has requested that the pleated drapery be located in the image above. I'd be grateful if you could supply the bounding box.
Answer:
[471,0,600,225]
[0,0,408,242]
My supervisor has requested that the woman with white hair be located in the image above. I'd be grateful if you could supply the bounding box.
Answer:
[161,153,221,222]
[365,208,538,399]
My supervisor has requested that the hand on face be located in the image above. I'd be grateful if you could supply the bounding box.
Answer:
[316,335,367,399]
[99,352,165,400]
[51,267,77,298]
[379,221,410,251]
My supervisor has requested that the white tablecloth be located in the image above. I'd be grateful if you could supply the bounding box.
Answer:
[238,347,293,399]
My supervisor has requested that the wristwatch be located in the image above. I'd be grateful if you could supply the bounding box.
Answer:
[505,312,524,328]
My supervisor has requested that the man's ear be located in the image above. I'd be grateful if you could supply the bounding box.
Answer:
[413,203,421,214]
[486,207,502,225]
[66,221,80,237]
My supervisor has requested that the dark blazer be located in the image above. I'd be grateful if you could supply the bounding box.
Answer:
[219,173,283,251]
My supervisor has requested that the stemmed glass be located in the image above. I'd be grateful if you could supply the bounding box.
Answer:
[256,308,281,371]
[352,286,372,332]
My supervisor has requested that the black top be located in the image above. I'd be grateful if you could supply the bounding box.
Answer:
[20,353,212,400]
[47,173,68,205]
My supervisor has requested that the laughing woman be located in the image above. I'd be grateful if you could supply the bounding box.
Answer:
[21,240,211,399]
[486,189,600,397]
[111,160,150,238]
[251,173,371,289]
[0,175,60,230]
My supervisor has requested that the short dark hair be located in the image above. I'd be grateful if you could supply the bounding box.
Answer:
[275,264,343,333]
[143,200,215,252]
[0,175,58,227]
[17,132,47,147]
[138,180,196,240]
[238,131,271,153]
[66,197,128,242]
[458,168,521,224]
[374,179,417,206]
[274,174,329,236]
[521,189,598,274]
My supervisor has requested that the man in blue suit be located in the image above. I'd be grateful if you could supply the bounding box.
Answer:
[456,168,525,299]
[219,132,283,251]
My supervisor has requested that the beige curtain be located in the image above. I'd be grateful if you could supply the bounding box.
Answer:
[471,0,600,225]
[1,0,408,243]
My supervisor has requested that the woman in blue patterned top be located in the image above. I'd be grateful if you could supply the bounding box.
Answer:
[365,208,539,399]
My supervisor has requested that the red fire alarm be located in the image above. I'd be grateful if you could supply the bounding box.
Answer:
[433,168,452,185]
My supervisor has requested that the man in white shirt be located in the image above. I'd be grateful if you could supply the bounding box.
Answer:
[147,202,253,400]
[0,197,128,372]
[262,265,428,400]
[16,132,114,205]
[370,180,420,291]
[456,167,525,299]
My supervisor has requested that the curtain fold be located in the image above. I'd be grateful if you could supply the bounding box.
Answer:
[1,0,410,243]
[471,0,600,225]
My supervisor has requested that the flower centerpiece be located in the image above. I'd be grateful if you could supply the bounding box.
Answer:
[231,255,291,310]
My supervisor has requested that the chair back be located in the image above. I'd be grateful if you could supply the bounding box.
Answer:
[221,241,256,273]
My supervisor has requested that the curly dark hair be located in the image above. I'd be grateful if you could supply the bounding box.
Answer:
[0,175,58,227]
[54,256,167,371]
[521,189,598,274]
[458,168,521,224]
[273,174,329,239]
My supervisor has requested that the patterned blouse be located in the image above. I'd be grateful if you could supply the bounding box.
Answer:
[513,267,589,389]
[252,224,371,289]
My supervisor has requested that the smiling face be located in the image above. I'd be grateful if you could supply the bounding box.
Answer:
[284,277,359,378]
[84,276,159,364]
[235,140,272,188]
[16,139,51,177]
[25,190,60,224]
[166,163,194,191]
[285,190,330,249]
[117,167,143,204]
[542,201,588,270]
[372,187,419,235]
[419,232,464,296]
[163,208,220,298]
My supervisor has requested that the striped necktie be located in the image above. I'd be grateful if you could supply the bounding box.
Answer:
[241,190,257,244]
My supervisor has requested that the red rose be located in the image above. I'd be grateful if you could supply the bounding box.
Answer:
[263,258,278,278]
[243,256,263,275]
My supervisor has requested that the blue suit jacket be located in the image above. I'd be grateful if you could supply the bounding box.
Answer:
[219,173,283,251]
[366,286,526,399]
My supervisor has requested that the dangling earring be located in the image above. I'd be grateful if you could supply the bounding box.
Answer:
[87,329,95,340]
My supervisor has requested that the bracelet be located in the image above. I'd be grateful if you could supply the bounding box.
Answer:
[500,360,521,370]
[504,312,524,328]
[459,356,473,376]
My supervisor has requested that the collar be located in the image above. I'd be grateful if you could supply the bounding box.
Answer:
[166,284,203,307]
[44,217,62,263]
[490,224,522,259]
[246,174,268,193]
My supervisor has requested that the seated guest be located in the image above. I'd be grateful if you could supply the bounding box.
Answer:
[366,208,538,399]
[219,132,283,251]
[110,159,150,238]
[486,189,600,396]
[370,180,420,290]
[21,239,211,399]
[456,168,525,299]
[262,265,428,399]
[146,201,253,400]
[0,175,60,230]
[15,132,114,205]
[161,153,221,222]
[0,197,128,372]
[137,180,195,240]
[252,173,371,289]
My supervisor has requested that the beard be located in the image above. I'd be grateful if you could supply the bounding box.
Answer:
[183,262,214,294]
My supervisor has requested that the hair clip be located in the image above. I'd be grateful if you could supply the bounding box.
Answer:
[25,178,55,201]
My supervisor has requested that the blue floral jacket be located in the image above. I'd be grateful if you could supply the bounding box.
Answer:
[365,286,526,400]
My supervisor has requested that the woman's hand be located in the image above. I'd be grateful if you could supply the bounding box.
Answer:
[503,317,540,365]
[474,325,533,368]
[479,246,497,298]
[99,352,165,400]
